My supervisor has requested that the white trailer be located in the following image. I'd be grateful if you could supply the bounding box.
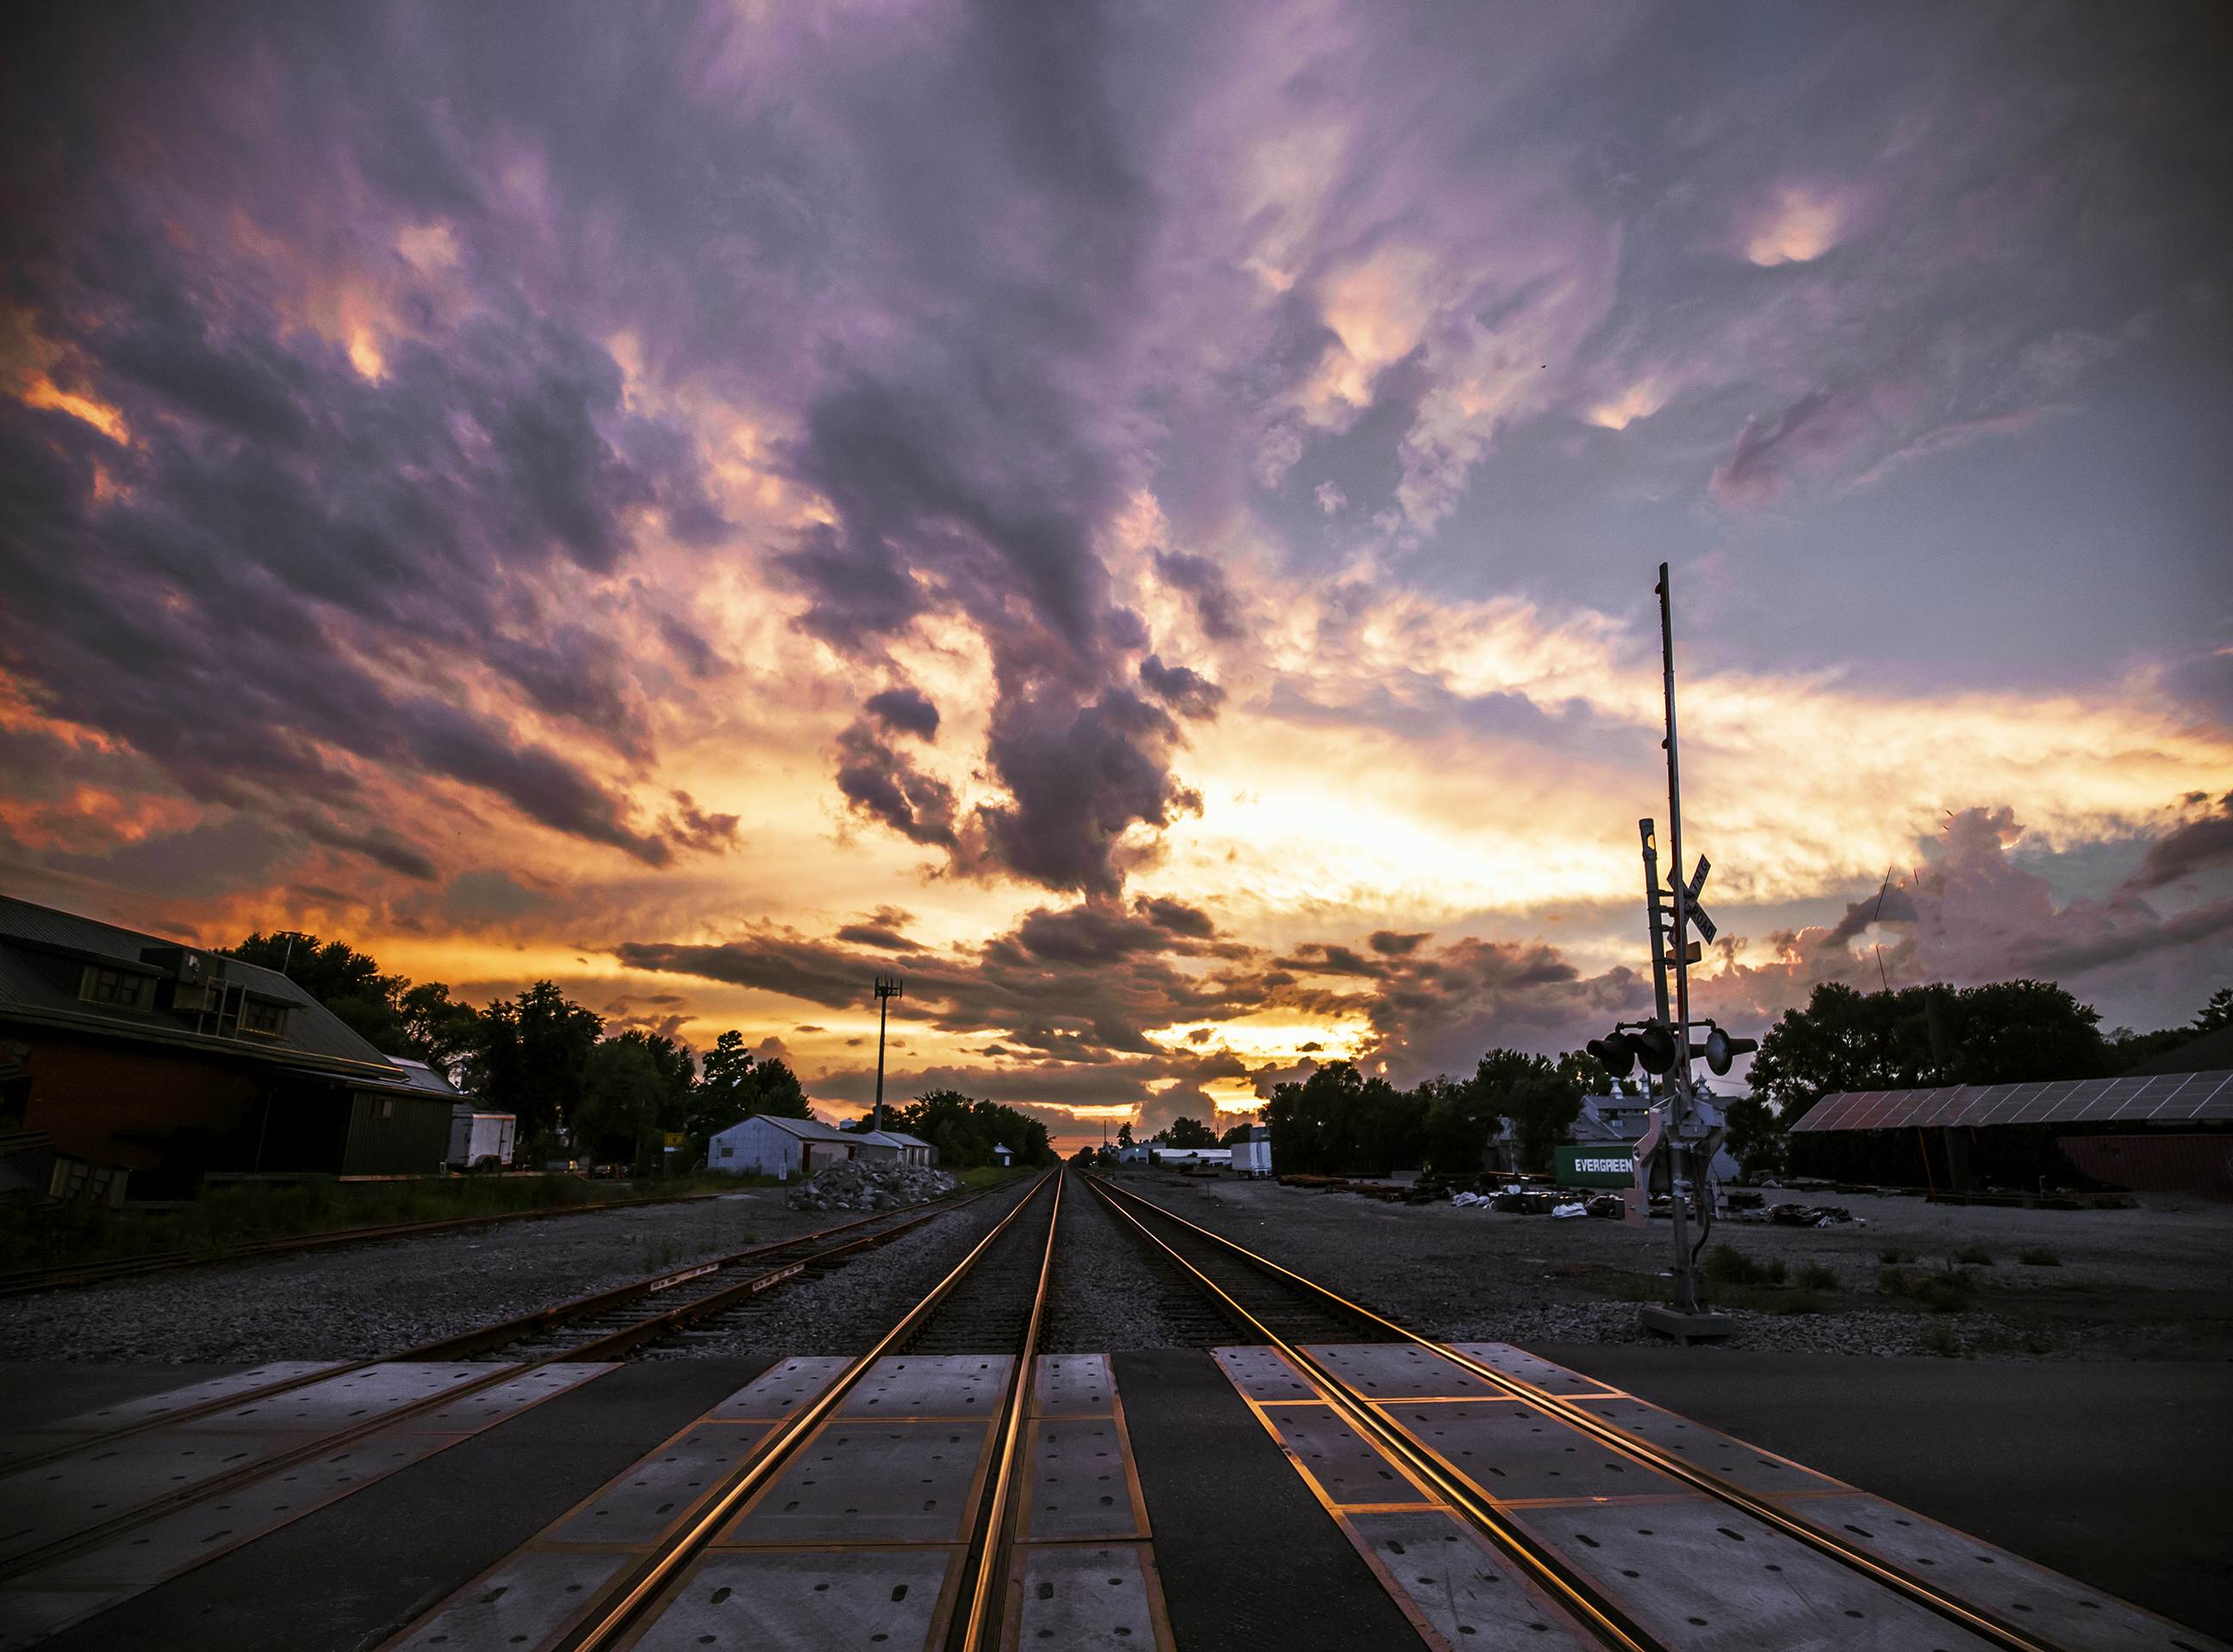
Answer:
[447,1108,516,1170]
[1231,1127,1273,1178]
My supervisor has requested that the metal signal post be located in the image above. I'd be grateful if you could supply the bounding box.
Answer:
[872,976,903,1133]
[1584,565,1755,1341]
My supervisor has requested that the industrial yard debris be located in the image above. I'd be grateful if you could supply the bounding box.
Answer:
[784,1159,956,1213]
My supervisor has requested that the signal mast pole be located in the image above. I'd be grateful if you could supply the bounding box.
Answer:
[1653,565,1707,1321]
[872,976,903,1133]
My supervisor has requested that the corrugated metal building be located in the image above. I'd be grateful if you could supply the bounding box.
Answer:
[0,896,445,1196]
[850,1129,937,1166]
[707,1113,859,1177]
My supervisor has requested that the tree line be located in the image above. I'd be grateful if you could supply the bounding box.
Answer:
[1253,1048,1605,1177]
[221,931,1050,1172]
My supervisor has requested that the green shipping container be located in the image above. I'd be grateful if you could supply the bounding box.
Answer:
[1555,1145,1638,1189]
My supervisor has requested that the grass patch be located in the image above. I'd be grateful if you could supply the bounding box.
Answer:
[1954,1244,1994,1266]
[1920,1322,1962,1357]
[2016,1245,2062,1267]
[1879,1262,1979,1313]
[1878,1245,1914,1264]
[956,1164,1033,1190]
[0,1172,746,1276]
[1704,1244,1784,1287]
[1768,1289,1830,1316]
[1794,1261,1839,1292]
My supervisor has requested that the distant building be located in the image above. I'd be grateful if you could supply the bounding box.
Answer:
[990,1141,1012,1167]
[1154,1146,1230,1169]
[707,1113,859,1177]
[0,895,445,1200]
[850,1128,937,1167]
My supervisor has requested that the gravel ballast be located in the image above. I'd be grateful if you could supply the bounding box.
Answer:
[0,1181,995,1364]
[1106,1171,2233,1359]
[1039,1174,1231,1353]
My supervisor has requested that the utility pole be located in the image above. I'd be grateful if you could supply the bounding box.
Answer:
[871,976,903,1133]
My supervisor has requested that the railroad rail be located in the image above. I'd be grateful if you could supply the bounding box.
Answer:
[538,1166,1063,1652]
[1088,1171,2074,1652]
[0,1177,1018,1585]
[0,1183,740,1297]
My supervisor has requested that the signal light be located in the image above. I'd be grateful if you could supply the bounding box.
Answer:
[1585,1033,1637,1079]
[1702,1026,1756,1076]
[1631,1021,1678,1074]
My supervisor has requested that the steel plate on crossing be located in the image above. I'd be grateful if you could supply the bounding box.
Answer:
[838,1355,1012,1418]
[1013,1543,1160,1650]
[383,1550,636,1652]
[1032,1354,1115,1418]
[1514,1495,2000,1650]
[546,1423,768,1547]
[1303,1344,1510,1400]
[1389,1401,1681,1504]
[1568,1396,1838,1496]
[1263,1405,1433,1508]
[703,1358,852,1423]
[635,1549,954,1651]
[1345,1509,1595,1650]
[721,1422,992,1545]
[1021,1419,1143,1542]
[1210,1346,1318,1404]
[1443,1344,1621,1397]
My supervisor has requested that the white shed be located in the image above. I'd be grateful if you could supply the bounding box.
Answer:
[849,1129,937,1167]
[708,1114,858,1177]
[990,1142,1013,1167]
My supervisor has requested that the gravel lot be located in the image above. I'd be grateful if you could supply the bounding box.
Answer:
[1110,1171,2233,1359]
[0,1182,998,1363]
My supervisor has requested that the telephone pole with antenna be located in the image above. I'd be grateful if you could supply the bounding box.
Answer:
[871,975,903,1134]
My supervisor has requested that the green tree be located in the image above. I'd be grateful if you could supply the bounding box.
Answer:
[1217,1120,1256,1146]
[1477,1049,1580,1173]
[398,980,481,1076]
[468,981,602,1149]
[1116,1121,1135,1149]
[685,1032,807,1161]
[1420,1073,1500,1175]
[892,1090,1054,1168]
[1720,1091,1784,1181]
[1162,1116,1217,1148]
[1068,1146,1098,1167]
[575,1036,672,1172]
[1751,979,2110,1127]
[2195,986,2233,1035]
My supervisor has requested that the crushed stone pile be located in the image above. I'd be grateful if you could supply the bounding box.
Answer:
[786,1158,956,1212]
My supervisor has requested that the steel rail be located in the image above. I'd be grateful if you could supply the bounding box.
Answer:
[1094,1174,2069,1652]
[559,1168,1060,1652]
[1086,1175,1661,1652]
[0,1187,743,1298]
[3,1182,994,1475]
[951,1166,1063,1651]
[0,1187,1005,1580]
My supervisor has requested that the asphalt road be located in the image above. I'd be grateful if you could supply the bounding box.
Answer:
[1530,1344,2233,1643]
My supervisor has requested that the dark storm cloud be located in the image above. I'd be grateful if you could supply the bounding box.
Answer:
[1274,942,1386,978]
[1138,655,1225,719]
[2124,793,2233,891]
[1152,550,1243,641]
[864,686,942,742]
[1370,930,1429,955]
[1138,897,1217,939]
[831,721,961,848]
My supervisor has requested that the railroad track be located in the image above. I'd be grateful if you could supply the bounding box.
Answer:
[0,1177,1020,1589]
[1088,1172,2082,1652]
[476,1166,1067,1652]
[0,1185,738,1297]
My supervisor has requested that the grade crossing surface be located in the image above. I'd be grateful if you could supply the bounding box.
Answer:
[0,1168,2221,1652]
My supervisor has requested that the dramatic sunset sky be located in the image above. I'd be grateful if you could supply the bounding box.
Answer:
[3,3,2229,1146]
